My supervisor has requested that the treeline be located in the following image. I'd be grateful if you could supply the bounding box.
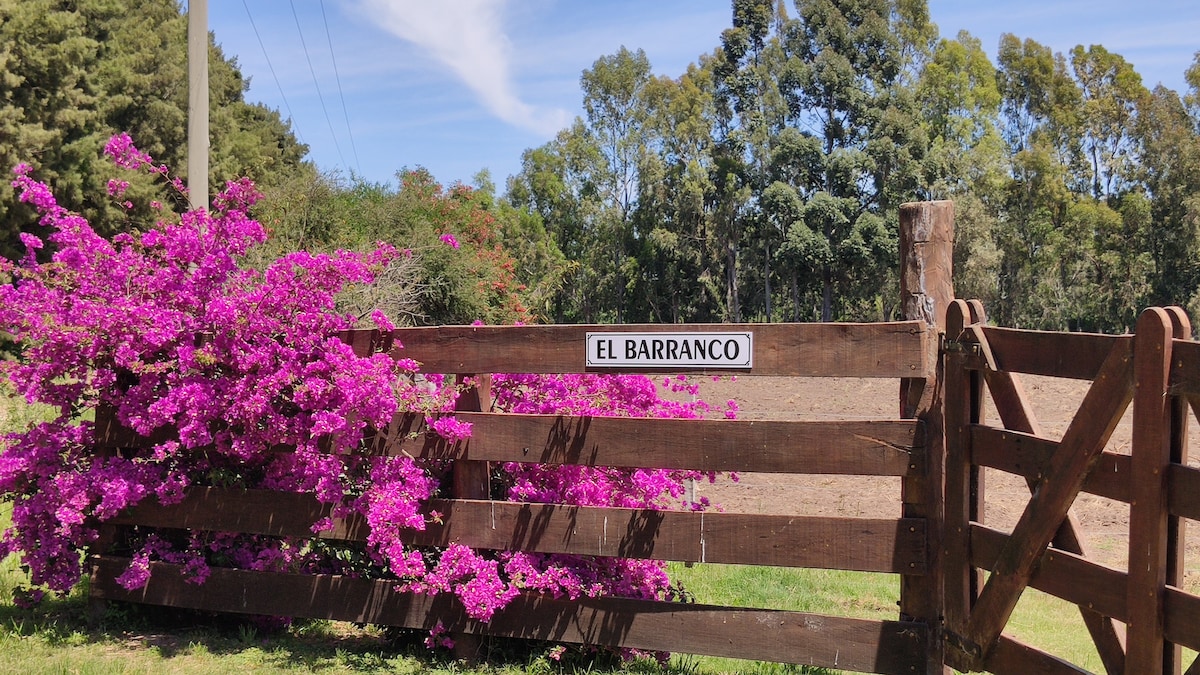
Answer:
[4,0,1200,332]
[508,0,1200,331]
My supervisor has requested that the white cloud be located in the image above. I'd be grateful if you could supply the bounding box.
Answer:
[354,0,570,136]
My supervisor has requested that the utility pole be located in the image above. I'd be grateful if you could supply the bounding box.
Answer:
[187,0,209,210]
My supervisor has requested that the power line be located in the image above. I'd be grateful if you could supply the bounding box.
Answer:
[241,0,306,146]
[289,0,348,171]
[319,0,361,174]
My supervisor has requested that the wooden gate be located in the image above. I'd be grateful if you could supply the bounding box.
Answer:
[942,300,1200,674]
[89,321,938,674]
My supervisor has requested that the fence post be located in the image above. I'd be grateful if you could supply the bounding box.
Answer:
[451,372,492,661]
[1128,308,1183,674]
[899,200,954,674]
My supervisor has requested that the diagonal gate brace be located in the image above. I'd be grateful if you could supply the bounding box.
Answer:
[948,332,1134,667]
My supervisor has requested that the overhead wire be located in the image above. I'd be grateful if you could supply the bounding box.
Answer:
[319,0,362,175]
[289,0,349,172]
[240,0,306,146]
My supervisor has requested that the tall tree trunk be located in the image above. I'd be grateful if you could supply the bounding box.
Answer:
[764,242,772,321]
[821,266,833,322]
[726,244,741,323]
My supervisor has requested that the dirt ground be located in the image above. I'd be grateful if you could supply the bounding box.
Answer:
[692,374,1200,583]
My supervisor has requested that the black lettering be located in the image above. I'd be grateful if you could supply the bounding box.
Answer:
[694,339,706,359]
[652,339,664,360]
[724,340,739,360]
[709,339,721,360]
[679,340,693,359]
[666,339,679,360]
[637,339,651,359]
[625,339,636,359]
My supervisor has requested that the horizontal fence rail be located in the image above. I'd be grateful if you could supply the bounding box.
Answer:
[96,413,927,476]
[107,489,928,573]
[338,322,932,377]
[90,557,929,675]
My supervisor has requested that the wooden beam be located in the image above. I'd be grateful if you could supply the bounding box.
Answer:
[898,200,953,675]
[383,322,930,378]
[971,427,1132,504]
[976,327,1128,381]
[1127,308,1174,674]
[1167,464,1200,520]
[90,557,928,675]
[944,300,980,631]
[372,413,924,475]
[985,635,1096,675]
[109,489,927,573]
[970,524,1128,623]
[1164,306,1191,674]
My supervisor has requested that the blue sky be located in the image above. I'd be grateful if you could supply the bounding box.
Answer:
[207,1,1199,189]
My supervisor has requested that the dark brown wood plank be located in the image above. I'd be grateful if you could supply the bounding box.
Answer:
[89,557,928,675]
[1165,586,1200,653]
[385,322,931,378]
[977,326,1129,381]
[107,487,359,539]
[971,426,1132,503]
[1126,308,1174,672]
[1168,464,1200,520]
[985,635,1095,674]
[97,410,925,477]
[1168,339,1200,396]
[109,489,927,573]
[415,500,927,573]
[376,413,924,476]
[944,300,978,632]
[1165,305,1191,673]
[958,336,1134,664]
[970,524,1128,622]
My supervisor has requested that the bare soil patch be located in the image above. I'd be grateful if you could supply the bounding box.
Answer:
[694,374,1200,584]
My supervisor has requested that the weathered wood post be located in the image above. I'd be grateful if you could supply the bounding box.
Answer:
[898,200,954,674]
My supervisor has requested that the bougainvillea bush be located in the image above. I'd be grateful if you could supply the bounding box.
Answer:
[0,136,727,649]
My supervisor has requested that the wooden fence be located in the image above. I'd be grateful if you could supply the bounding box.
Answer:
[89,321,939,675]
[942,300,1200,675]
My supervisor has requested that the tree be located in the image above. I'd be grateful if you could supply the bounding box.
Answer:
[1070,45,1148,198]
[0,0,307,259]
[1134,85,1200,311]
[773,0,927,321]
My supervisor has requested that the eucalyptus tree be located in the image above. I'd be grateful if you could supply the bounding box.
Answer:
[771,0,928,321]
[713,0,790,321]
[1070,45,1148,199]
[1133,84,1200,311]
[628,62,726,323]
[912,31,1006,308]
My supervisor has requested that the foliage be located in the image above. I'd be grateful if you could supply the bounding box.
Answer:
[253,169,565,327]
[0,138,722,660]
[0,0,307,260]
[501,1,1200,332]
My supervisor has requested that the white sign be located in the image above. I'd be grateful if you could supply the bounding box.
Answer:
[585,332,753,369]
